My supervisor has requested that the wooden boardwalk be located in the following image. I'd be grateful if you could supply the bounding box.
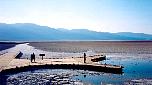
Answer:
[0,53,123,74]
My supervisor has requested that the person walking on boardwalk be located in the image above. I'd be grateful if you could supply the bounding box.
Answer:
[84,53,86,63]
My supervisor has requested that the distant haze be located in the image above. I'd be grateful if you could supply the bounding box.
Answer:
[0,23,152,41]
[0,0,152,34]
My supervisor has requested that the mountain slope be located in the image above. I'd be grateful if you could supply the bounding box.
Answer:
[0,23,152,41]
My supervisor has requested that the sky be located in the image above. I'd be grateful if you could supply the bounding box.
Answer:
[0,0,152,34]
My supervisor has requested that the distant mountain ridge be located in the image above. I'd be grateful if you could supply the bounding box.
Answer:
[0,23,152,41]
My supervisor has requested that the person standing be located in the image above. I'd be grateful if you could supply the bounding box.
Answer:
[31,53,33,63]
[84,53,86,63]
[31,53,35,63]
[33,53,35,62]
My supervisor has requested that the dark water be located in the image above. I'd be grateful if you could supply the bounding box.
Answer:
[0,43,17,51]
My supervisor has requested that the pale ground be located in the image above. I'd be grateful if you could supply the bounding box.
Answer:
[1,51,121,72]
[0,48,91,71]
[0,51,20,72]
[0,43,122,72]
[3,56,102,71]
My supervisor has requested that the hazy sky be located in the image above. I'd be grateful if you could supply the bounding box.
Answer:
[0,0,152,34]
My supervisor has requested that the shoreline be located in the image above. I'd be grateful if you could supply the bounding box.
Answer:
[1,40,152,43]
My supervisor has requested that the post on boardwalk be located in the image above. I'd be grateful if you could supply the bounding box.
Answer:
[39,54,45,60]
[84,53,86,63]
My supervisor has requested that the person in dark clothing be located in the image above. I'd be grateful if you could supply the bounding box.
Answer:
[84,53,86,63]
[31,53,33,63]
[31,53,35,63]
[33,53,35,62]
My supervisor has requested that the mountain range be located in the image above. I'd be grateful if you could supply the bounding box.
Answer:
[0,23,152,41]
